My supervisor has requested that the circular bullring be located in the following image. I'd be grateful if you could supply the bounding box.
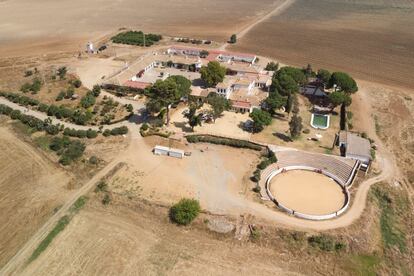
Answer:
[266,167,350,220]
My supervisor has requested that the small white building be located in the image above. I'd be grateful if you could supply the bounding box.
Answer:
[338,131,372,169]
[153,145,185,159]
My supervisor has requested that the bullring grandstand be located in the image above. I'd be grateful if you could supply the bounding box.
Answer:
[259,147,360,220]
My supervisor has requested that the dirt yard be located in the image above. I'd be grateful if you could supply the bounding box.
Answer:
[230,0,414,89]
[168,106,252,140]
[269,170,346,215]
[0,122,74,267]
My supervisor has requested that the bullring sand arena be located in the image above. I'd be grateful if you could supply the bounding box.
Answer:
[269,170,346,216]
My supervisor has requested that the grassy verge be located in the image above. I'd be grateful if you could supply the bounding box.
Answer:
[28,215,70,263]
[344,254,381,276]
[28,196,89,263]
[371,186,407,253]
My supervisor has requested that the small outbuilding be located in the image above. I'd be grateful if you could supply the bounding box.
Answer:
[337,131,372,170]
[153,145,185,159]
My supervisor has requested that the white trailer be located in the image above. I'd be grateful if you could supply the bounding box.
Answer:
[153,145,184,159]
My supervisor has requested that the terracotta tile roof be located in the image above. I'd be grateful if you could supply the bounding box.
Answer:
[124,80,152,89]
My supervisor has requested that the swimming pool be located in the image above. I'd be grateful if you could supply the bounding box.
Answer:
[311,114,330,129]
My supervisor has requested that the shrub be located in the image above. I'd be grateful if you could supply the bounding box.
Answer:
[251,169,261,183]
[252,185,261,193]
[170,198,201,225]
[103,129,111,137]
[80,91,96,108]
[45,124,60,135]
[92,85,101,97]
[86,129,98,139]
[140,123,149,131]
[95,181,107,192]
[102,193,111,205]
[57,66,67,79]
[72,79,82,88]
[89,155,99,165]
[308,235,346,252]
[56,91,65,101]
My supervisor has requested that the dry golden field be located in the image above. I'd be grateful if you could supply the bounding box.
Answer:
[230,0,414,89]
[0,0,276,57]
[0,122,74,268]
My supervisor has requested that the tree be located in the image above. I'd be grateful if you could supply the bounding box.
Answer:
[199,50,209,58]
[92,85,101,97]
[304,64,314,78]
[184,104,202,131]
[57,66,67,80]
[146,78,180,124]
[249,109,272,133]
[80,91,96,108]
[72,79,82,88]
[230,34,237,44]
[271,73,299,96]
[265,91,286,115]
[317,69,331,86]
[275,66,307,86]
[170,198,201,225]
[207,94,230,122]
[200,61,226,87]
[328,72,358,93]
[285,94,293,114]
[328,91,351,110]
[166,75,191,99]
[289,114,303,139]
[265,61,279,71]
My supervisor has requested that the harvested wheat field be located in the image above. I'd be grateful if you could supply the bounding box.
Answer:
[269,170,346,215]
[0,0,278,57]
[0,123,73,267]
[230,0,414,89]
[22,198,303,276]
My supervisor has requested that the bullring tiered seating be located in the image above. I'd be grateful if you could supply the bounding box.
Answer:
[274,150,358,185]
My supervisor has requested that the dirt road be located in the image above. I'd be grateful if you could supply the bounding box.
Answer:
[220,0,296,50]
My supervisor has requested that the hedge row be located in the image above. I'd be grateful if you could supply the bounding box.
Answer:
[103,126,128,137]
[186,135,262,151]
[0,91,39,106]
[0,104,59,134]
[0,92,93,125]
[63,128,98,139]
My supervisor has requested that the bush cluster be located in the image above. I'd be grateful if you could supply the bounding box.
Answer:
[0,92,39,106]
[112,31,162,46]
[20,77,42,94]
[308,235,346,252]
[186,135,262,151]
[0,104,58,133]
[103,126,129,137]
[49,136,86,165]
[63,128,97,139]
[170,198,201,225]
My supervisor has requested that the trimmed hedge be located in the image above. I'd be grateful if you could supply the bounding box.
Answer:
[186,135,262,151]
